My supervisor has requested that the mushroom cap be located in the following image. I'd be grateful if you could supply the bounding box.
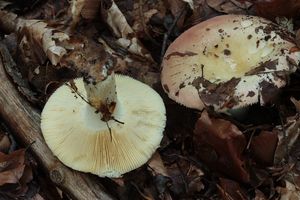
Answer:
[41,75,166,177]
[161,15,300,111]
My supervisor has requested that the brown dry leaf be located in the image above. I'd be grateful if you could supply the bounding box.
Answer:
[0,10,70,66]
[291,97,300,113]
[206,0,247,14]
[20,22,69,66]
[147,153,174,198]
[98,37,159,86]
[181,0,194,9]
[0,149,26,186]
[218,178,248,200]
[166,0,187,29]
[186,164,204,193]
[114,0,168,61]
[32,193,46,200]
[81,0,101,19]
[166,159,204,196]
[230,0,252,9]
[23,0,69,20]
[296,29,300,49]
[69,0,101,29]
[101,0,153,60]
[0,135,10,153]
[184,0,216,27]
[0,149,34,198]
[276,180,300,200]
[274,115,300,164]
[254,189,267,200]
[194,110,249,182]
[254,0,300,20]
[0,43,39,104]
[250,131,278,166]
[69,0,86,29]
[148,152,169,177]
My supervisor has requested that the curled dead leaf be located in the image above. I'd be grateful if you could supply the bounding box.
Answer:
[0,149,33,198]
[101,0,153,60]
[0,149,26,186]
[148,152,169,177]
[291,97,300,113]
[218,178,248,200]
[193,111,249,182]
[276,180,300,200]
[206,0,249,14]
[0,134,10,154]
[254,0,300,20]
[69,0,101,29]
[0,10,70,66]
[274,115,300,164]
[250,131,278,166]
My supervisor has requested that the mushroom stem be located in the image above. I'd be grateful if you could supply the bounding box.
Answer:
[84,72,117,120]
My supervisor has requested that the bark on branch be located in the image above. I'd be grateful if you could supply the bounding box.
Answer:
[0,43,115,200]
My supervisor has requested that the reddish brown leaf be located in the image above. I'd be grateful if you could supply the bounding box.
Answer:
[166,160,204,196]
[250,131,278,166]
[13,165,34,196]
[193,111,249,182]
[186,164,204,193]
[0,133,11,153]
[0,149,26,186]
[254,189,267,200]
[165,0,187,29]
[32,194,46,200]
[218,178,248,200]
[0,148,34,198]
[206,0,249,14]
[148,152,169,177]
[254,0,300,20]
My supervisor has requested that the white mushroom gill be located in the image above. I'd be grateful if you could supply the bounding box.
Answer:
[41,75,166,177]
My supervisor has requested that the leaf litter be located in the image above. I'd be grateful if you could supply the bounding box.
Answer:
[1,0,300,199]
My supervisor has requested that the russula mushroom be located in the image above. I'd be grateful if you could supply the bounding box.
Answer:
[161,15,300,112]
[41,72,166,177]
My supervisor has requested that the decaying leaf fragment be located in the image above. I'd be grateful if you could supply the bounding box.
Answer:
[69,0,101,29]
[274,114,300,164]
[276,181,300,200]
[0,149,25,185]
[254,0,300,20]
[0,10,70,66]
[98,37,159,86]
[291,97,300,113]
[206,0,252,14]
[218,178,248,200]
[250,131,278,166]
[0,149,33,197]
[194,111,249,182]
[101,0,153,60]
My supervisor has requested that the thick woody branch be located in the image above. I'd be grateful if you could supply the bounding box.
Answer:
[0,43,115,200]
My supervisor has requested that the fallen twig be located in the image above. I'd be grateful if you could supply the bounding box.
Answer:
[0,43,115,200]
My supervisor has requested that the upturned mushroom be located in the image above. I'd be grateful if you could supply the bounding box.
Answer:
[161,15,300,112]
[41,67,166,177]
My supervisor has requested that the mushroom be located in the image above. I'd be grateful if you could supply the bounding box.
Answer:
[41,72,166,178]
[161,15,300,112]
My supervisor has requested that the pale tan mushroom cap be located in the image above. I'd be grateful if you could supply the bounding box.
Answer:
[161,15,300,111]
[41,75,166,177]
